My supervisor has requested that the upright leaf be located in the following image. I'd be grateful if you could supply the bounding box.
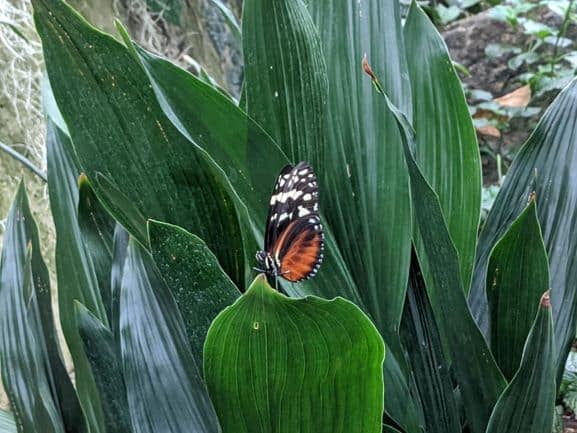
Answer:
[33,0,245,286]
[485,291,556,433]
[404,3,481,290]
[120,240,220,433]
[373,86,506,433]
[148,220,241,367]
[125,38,362,305]
[400,251,461,433]
[471,78,577,377]
[486,199,549,379]
[76,303,132,433]
[0,185,65,433]
[204,275,385,433]
[78,174,115,321]
[46,118,106,433]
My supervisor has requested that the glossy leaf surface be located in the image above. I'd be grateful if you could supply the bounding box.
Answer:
[204,275,385,433]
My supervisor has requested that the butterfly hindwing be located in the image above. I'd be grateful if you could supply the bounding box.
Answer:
[264,161,319,252]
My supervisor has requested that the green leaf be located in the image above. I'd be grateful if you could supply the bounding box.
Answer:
[148,220,241,367]
[46,117,106,433]
[120,240,220,433]
[33,0,246,287]
[204,275,385,433]
[485,291,556,433]
[400,251,461,433]
[0,184,65,433]
[0,410,16,433]
[380,92,506,433]
[404,3,482,291]
[123,38,362,304]
[110,225,129,344]
[471,78,577,379]
[78,174,115,321]
[76,303,132,433]
[486,199,549,380]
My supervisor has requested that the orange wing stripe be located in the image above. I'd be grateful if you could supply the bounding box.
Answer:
[279,231,322,282]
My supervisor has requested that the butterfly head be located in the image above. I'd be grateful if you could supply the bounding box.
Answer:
[255,250,280,277]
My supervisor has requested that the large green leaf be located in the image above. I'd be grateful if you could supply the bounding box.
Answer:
[124,41,362,303]
[110,225,129,344]
[486,199,549,380]
[404,3,481,291]
[204,275,385,433]
[76,303,132,433]
[33,0,245,287]
[485,291,556,433]
[0,184,65,433]
[148,220,241,367]
[378,90,506,433]
[46,118,106,433]
[120,240,220,433]
[400,251,460,433]
[77,174,115,322]
[471,78,577,378]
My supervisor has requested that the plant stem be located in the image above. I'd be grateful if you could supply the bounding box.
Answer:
[551,0,576,74]
[0,141,47,183]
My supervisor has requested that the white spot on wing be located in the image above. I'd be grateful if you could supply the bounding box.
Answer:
[298,206,311,217]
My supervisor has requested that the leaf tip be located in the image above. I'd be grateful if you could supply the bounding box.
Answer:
[540,289,551,308]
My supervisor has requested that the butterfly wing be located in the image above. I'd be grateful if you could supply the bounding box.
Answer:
[264,161,319,252]
[273,215,324,282]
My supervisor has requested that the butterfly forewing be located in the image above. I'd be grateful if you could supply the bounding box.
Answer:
[263,161,324,282]
[264,161,320,251]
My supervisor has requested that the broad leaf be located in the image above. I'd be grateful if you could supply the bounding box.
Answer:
[400,251,461,433]
[123,40,362,304]
[148,220,241,367]
[110,225,129,344]
[204,275,385,433]
[380,92,506,433]
[404,3,481,290]
[486,199,549,379]
[471,78,577,378]
[46,117,106,433]
[0,411,16,433]
[78,174,115,321]
[33,0,246,287]
[485,291,556,433]
[120,240,220,433]
[0,184,65,433]
[76,303,132,433]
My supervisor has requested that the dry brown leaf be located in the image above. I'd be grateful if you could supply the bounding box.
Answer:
[495,85,531,108]
[476,124,501,138]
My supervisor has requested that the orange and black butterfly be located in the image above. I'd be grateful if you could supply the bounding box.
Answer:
[255,161,324,283]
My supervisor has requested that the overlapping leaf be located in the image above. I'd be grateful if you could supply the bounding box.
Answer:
[148,220,240,367]
[46,117,106,433]
[485,292,556,433]
[404,3,481,291]
[486,199,549,379]
[33,0,245,287]
[204,275,385,433]
[471,78,577,377]
[120,240,220,433]
[0,185,65,433]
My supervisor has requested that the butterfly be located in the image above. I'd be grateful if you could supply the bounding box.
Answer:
[255,161,324,283]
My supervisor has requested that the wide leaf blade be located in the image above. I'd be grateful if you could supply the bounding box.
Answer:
[471,78,577,378]
[380,91,506,433]
[404,3,482,291]
[33,0,245,286]
[204,275,385,433]
[400,251,461,433]
[0,184,65,433]
[46,117,106,433]
[120,240,220,433]
[148,220,241,368]
[486,199,549,380]
[485,291,556,433]
[76,303,132,433]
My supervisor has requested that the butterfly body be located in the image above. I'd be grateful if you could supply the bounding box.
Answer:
[257,162,324,283]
